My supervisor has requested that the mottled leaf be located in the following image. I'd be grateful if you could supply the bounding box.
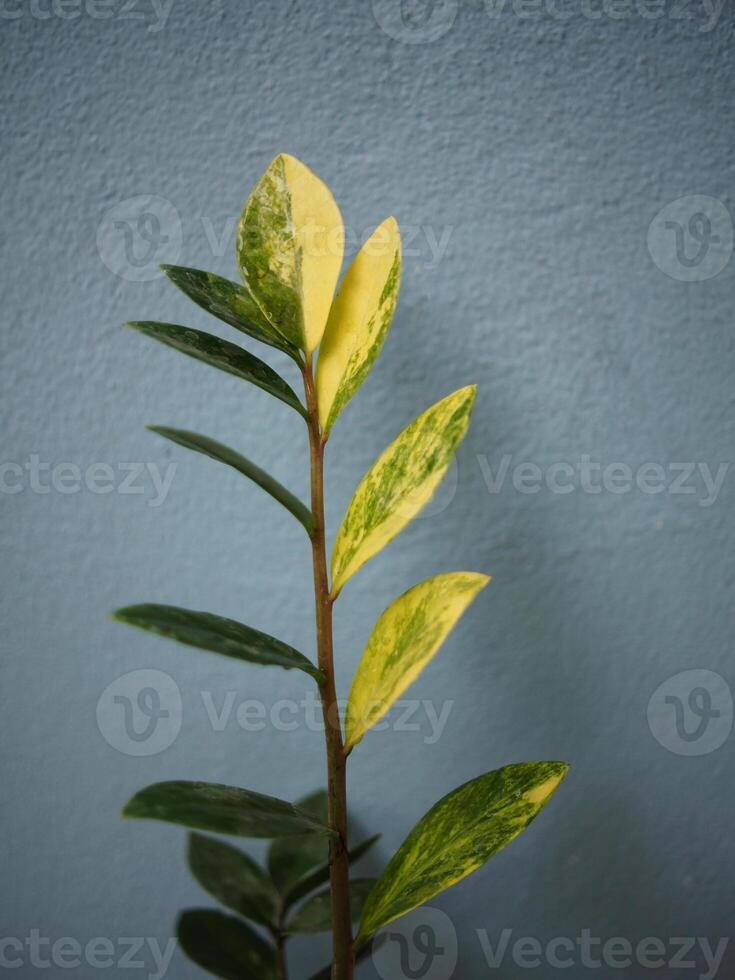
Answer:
[147,426,314,535]
[331,386,477,593]
[346,572,490,750]
[177,909,276,980]
[161,264,300,359]
[267,790,329,894]
[237,154,343,353]
[188,833,278,925]
[112,604,323,683]
[285,833,381,907]
[123,781,335,839]
[286,879,376,934]
[124,321,306,416]
[357,762,569,941]
[316,217,401,434]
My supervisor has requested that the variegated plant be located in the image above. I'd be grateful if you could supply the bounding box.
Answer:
[115,154,568,980]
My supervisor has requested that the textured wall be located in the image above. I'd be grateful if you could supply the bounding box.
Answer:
[1,1,734,977]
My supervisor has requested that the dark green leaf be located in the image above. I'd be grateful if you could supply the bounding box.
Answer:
[161,264,300,360]
[112,604,323,683]
[177,909,276,980]
[124,321,306,416]
[285,833,381,907]
[188,833,277,925]
[147,426,313,536]
[267,790,329,895]
[286,879,376,934]
[123,781,335,838]
[357,762,569,941]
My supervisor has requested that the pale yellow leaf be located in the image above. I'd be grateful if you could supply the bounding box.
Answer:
[346,572,490,750]
[316,217,401,434]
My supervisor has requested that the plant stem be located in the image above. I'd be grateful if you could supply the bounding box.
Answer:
[302,359,354,980]
[271,901,288,980]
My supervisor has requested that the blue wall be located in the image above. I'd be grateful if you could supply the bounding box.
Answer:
[1,1,733,976]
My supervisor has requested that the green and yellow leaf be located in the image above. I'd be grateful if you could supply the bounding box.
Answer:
[346,572,490,751]
[237,154,343,353]
[357,762,569,942]
[160,264,300,360]
[123,781,335,839]
[188,833,278,926]
[331,386,477,594]
[177,909,276,980]
[316,217,401,434]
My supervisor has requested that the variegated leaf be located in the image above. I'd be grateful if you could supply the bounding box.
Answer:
[331,386,477,594]
[357,762,569,942]
[237,154,343,353]
[160,264,300,359]
[346,572,490,750]
[316,217,401,434]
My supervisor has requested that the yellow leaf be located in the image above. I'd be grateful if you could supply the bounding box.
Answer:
[346,572,490,750]
[316,217,401,434]
[330,385,477,594]
[237,154,344,353]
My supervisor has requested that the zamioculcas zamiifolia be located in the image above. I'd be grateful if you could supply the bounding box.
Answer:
[114,153,569,980]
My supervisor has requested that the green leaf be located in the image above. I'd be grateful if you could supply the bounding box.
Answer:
[285,833,381,907]
[124,321,306,416]
[237,154,344,353]
[161,264,300,359]
[187,833,278,926]
[123,781,335,839]
[177,909,276,980]
[112,604,323,683]
[316,217,401,435]
[331,386,477,594]
[286,879,376,934]
[357,762,569,942]
[147,426,314,535]
[346,572,490,750]
[267,790,329,895]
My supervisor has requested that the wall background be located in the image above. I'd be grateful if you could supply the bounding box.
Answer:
[1,1,734,977]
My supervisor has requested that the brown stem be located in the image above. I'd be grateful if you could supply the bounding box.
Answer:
[302,359,353,980]
[269,901,288,980]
